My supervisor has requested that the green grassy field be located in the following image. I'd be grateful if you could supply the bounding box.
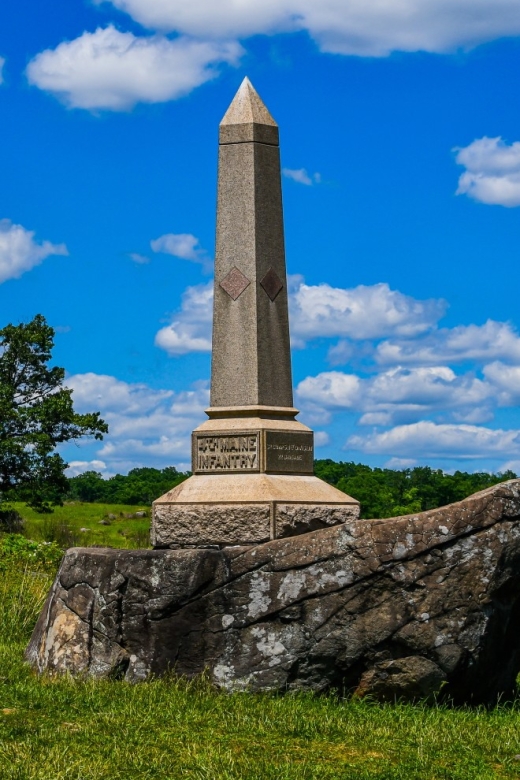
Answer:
[2,520,520,778]
[12,501,151,549]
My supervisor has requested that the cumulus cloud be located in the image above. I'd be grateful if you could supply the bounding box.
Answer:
[283,168,320,186]
[500,460,520,475]
[385,457,418,469]
[455,137,520,207]
[151,232,211,270]
[0,219,68,284]
[297,372,362,410]
[377,320,520,366]
[363,366,492,425]
[65,460,108,477]
[297,366,493,426]
[26,26,243,110]
[149,274,520,467]
[66,372,174,414]
[483,362,520,405]
[95,0,520,57]
[155,277,446,356]
[347,421,520,459]
[155,281,213,355]
[66,372,209,469]
[291,281,446,346]
[314,431,330,447]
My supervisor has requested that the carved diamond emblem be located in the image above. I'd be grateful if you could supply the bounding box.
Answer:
[220,266,251,300]
[260,267,283,301]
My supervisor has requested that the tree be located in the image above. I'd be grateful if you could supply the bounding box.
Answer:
[0,314,108,513]
[314,459,518,519]
[66,466,190,505]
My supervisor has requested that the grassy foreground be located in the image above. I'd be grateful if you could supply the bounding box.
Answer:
[2,542,520,777]
[12,501,151,549]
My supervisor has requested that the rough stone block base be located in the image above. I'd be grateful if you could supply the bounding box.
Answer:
[152,504,271,547]
[152,473,360,547]
[152,502,359,547]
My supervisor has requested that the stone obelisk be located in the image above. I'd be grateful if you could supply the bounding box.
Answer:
[152,78,358,548]
[211,78,293,411]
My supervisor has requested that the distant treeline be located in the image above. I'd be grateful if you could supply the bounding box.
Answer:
[314,460,517,519]
[66,462,518,518]
[66,467,189,506]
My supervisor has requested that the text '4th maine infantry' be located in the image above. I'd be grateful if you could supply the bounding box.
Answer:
[195,434,259,472]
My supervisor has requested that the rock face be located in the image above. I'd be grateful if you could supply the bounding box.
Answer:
[26,480,520,704]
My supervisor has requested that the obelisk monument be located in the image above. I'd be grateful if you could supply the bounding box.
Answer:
[152,78,358,547]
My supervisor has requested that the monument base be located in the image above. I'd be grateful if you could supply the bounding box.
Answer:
[152,409,359,548]
[152,473,359,547]
[152,410,359,547]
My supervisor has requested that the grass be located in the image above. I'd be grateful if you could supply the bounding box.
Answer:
[2,517,520,778]
[12,501,151,549]
[3,639,520,779]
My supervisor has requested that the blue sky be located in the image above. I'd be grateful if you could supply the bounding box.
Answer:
[1,0,520,476]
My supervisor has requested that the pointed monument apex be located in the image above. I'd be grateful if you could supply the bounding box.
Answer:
[221,77,277,127]
[220,77,279,145]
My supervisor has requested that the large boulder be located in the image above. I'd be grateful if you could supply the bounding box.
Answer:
[26,480,520,704]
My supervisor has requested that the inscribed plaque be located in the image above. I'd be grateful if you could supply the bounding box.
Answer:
[265,431,314,474]
[193,433,260,473]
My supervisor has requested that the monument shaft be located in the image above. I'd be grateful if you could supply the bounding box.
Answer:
[212,126,293,409]
[210,81,292,411]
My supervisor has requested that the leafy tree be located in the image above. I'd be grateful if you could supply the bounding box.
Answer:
[0,314,108,513]
[315,459,518,519]
[67,466,190,505]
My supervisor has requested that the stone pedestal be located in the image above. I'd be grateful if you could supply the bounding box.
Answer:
[153,407,359,547]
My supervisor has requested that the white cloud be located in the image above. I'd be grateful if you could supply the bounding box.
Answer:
[155,281,213,355]
[129,252,150,264]
[297,366,493,426]
[66,372,174,414]
[65,372,209,469]
[483,362,520,405]
[95,0,520,57]
[348,421,520,459]
[0,219,68,284]
[154,277,446,356]
[94,0,289,39]
[377,320,520,366]
[151,232,211,270]
[314,431,330,447]
[500,460,520,475]
[455,137,520,207]
[385,457,418,469]
[363,366,491,424]
[65,460,108,477]
[297,372,362,409]
[0,57,5,84]
[283,168,320,186]
[291,281,446,345]
[26,26,243,111]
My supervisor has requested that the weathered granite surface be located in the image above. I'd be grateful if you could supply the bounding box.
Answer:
[26,480,520,704]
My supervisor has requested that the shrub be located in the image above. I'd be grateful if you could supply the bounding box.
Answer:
[0,508,24,534]
[0,533,63,570]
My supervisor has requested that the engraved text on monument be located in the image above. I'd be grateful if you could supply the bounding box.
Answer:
[194,434,259,473]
